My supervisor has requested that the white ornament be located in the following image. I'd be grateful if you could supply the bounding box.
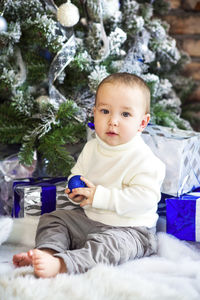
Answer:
[35,95,50,110]
[102,0,120,20]
[0,16,8,32]
[57,1,80,27]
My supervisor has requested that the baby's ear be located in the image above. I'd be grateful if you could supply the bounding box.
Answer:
[139,113,150,132]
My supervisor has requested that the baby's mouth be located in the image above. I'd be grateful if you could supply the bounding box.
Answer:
[106,131,118,136]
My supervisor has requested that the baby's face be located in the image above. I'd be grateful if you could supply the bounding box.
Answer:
[94,83,150,146]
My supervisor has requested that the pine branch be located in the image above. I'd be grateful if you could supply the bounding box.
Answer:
[0,103,26,124]
[0,103,31,143]
[36,118,86,175]
[17,101,86,173]
[18,139,36,166]
[40,144,75,177]
[0,126,25,144]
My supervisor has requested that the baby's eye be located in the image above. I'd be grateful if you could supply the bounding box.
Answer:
[100,109,109,114]
[122,112,131,117]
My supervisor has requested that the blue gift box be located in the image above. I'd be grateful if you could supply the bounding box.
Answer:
[12,177,68,218]
[166,191,200,241]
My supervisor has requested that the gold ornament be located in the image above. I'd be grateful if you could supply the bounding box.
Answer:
[36,95,50,111]
[57,0,80,27]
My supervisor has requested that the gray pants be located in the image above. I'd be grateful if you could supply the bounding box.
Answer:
[35,208,157,274]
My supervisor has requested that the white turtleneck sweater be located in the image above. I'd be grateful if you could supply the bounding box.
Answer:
[69,133,166,228]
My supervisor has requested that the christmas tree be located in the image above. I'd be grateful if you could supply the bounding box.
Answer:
[0,0,195,176]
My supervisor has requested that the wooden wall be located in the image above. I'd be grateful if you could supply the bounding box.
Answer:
[164,0,200,103]
[161,0,200,130]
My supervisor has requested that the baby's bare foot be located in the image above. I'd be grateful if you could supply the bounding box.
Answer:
[28,249,67,278]
[13,252,32,267]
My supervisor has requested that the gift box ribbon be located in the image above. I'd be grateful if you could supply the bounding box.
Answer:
[13,177,67,218]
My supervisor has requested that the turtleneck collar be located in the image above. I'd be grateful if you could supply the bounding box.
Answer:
[95,132,142,153]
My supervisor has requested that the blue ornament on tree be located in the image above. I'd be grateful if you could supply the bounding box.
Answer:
[87,122,95,130]
[68,175,86,192]
[137,57,144,63]
[39,48,53,62]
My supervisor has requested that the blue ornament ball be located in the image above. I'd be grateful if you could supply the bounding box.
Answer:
[68,175,86,192]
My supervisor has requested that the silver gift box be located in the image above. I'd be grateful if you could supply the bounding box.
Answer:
[142,125,200,196]
[14,181,77,218]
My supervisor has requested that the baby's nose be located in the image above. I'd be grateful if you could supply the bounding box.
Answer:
[109,115,119,126]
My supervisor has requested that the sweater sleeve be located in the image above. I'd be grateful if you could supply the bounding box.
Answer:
[92,162,165,217]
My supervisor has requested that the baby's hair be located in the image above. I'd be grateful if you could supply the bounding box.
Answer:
[95,72,151,114]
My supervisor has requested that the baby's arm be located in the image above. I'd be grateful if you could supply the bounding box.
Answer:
[92,165,165,217]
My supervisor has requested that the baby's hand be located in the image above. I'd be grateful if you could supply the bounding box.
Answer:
[65,177,96,207]
[65,188,85,203]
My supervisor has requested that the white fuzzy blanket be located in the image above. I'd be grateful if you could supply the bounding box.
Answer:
[0,218,200,300]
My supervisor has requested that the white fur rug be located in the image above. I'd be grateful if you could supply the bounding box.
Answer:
[0,218,200,300]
